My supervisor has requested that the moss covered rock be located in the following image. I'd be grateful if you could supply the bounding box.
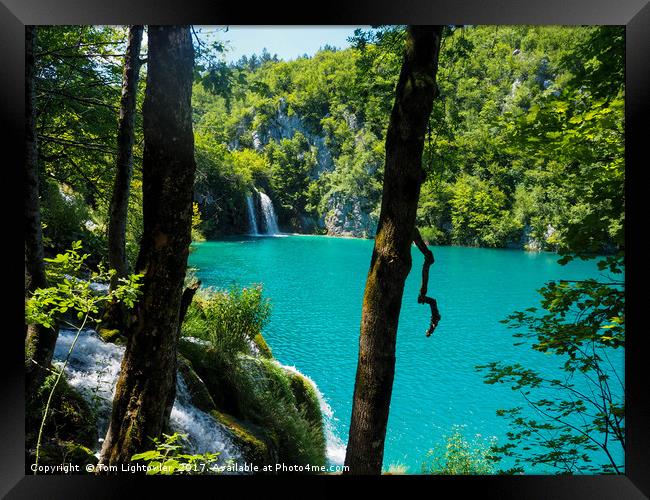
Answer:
[27,438,98,473]
[97,327,126,345]
[26,374,98,450]
[179,335,327,471]
[178,338,241,415]
[25,374,100,474]
[287,371,323,432]
[240,358,327,468]
[252,332,272,358]
[210,410,279,469]
[177,354,217,413]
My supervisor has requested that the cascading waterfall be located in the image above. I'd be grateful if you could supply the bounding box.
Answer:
[53,329,242,467]
[51,328,346,470]
[245,194,259,236]
[259,191,280,235]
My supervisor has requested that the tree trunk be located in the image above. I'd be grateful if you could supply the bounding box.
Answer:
[344,26,442,475]
[103,25,143,331]
[107,25,143,288]
[25,25,58,399]
[98,26,195,467]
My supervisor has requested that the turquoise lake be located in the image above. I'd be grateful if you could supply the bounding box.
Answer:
[188,235,622,473]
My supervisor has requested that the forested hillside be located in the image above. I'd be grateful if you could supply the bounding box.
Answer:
[190,26,624,254]
[37,25,623,261]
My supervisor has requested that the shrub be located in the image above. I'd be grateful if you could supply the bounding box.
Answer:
[182,285,271,363]
[421,426,498,475]
[180,286,326,468]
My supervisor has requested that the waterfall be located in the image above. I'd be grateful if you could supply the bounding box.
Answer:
[53,329,242,467]
[259,191,280,235]
[245,194,259,235]
[246,189,280,236]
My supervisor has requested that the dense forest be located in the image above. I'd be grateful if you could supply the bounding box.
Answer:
[25,25,624,476]
[34,25,623,259]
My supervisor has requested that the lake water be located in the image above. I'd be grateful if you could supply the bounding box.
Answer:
[188,235,622,473]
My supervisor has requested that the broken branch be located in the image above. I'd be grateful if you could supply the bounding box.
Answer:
[414,228,441,337]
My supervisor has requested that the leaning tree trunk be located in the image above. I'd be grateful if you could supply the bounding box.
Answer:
[344,26,442,475]
[103,25,143,331]
[99,25,195,467]
[25,25,58,399]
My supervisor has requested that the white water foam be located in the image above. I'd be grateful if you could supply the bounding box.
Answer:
[53,329,241,466]
[53,329,345,470]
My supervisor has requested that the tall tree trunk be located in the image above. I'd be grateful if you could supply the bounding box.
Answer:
[344,26,442,475]
[108,25,143,290]
[103,25,143,332]
[98,25,195,467]
[25,25,58,399]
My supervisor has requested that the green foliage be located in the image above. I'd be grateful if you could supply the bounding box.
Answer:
[34,26,147,263]
[193,132,252,237]
[26,241,143,474]
[267,132,317,220]
[131,432,227,475]
[37,26,623,250]
[477,254,625,474]
[234,356,327,467]
[35,26,129,209]
[418,25,623,252]
[318,129,384,224]
[496,26,624,256]
[38,25,623,250]
[26,241,143,329]
[182,285,271,363]
[40,180,96,253]
[191,42,394,235]
[191,202,205,242]
[418,226,446,246]
[448,174,520,247]
[417,179,452,245]
[180,286,326,467]
[191,25,623,247]
[421,426,498,475]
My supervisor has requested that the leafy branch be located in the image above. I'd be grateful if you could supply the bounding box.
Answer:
[25,241,143,473]
[477,255,624,474]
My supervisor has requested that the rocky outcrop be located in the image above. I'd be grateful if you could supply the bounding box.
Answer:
[254,98,334,176]
[521,223,557,252]
[177,354,218,414]
[324,195,377,238]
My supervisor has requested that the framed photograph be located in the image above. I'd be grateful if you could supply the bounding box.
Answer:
[3,0,648,497]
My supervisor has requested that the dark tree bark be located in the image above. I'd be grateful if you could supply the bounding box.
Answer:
[414,227,441,337]
[344,26,443,475]
[25,25,58,398]
[103,25,143,332]
[178,280,201,330]
[98,26,196,467]
[107,25,143,290]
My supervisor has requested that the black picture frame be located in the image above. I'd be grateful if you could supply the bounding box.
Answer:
[2,1,648,498]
